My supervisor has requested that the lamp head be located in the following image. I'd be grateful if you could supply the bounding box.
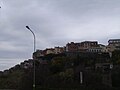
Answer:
[26,26,30,30]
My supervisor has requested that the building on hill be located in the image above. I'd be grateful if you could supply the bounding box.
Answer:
[66,42,79,52]
[99,44,108,53]
[33,50,45,59]
[107,39,120,52]
[54,46,65,54]
[46,48,55,54]
[65,41,99,52]
[33,47,65,59]
[78,41,99,52]
[65,41,109,53]
[87,47,102,53]
[33,48,55,57]
[88,44,108,53]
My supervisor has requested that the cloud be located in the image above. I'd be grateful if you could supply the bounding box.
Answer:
[0,0,120,59]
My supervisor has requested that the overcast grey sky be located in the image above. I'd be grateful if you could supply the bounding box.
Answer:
[0,0,120,59]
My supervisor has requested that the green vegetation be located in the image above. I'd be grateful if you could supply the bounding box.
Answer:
[0,52,120,90]
[111,50,120,87]
[111,50,120,65]
[0,65,33,90]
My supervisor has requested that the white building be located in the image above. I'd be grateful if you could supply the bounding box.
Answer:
[46,48,55,54]
[54,47,65,54]
[99,44,108,53]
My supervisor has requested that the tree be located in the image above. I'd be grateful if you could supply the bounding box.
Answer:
[111,50,120,65]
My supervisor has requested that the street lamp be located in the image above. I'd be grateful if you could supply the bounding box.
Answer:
[26,26,36,52]
[26,26,36,89]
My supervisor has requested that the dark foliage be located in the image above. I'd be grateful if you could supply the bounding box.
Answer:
[0,52,120,90]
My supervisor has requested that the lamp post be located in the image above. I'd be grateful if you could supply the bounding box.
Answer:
[26,26,36,90]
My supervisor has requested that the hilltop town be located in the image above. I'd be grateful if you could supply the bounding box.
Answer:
[0,39,120,90]
[33,39,120,60]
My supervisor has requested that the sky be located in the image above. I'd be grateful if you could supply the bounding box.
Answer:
[0,0,120,59]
